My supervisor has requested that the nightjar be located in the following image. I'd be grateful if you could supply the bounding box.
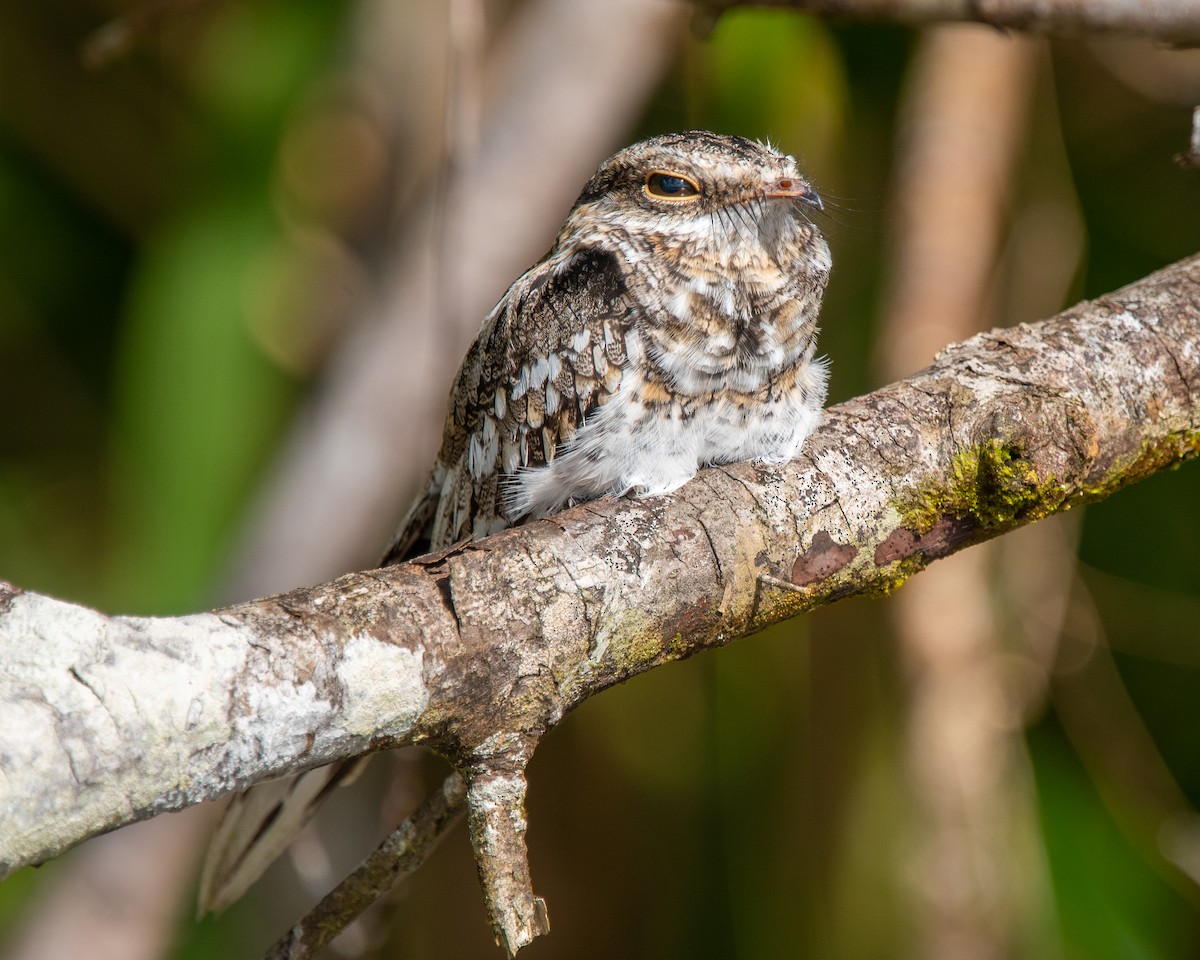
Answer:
[200,131,830,913]
[383,129,830,563]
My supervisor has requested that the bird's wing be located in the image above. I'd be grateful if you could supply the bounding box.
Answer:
[379,469,442,566]
[384,245,637,562]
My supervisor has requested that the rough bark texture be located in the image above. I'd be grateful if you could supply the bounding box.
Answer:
[708,0,1200,44]
[1,254,1198,951]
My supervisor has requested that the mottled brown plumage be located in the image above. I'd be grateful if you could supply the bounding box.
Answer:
[200,131,831,914]
[384,130,830,563]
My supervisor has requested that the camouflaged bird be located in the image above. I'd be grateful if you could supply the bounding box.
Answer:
[382,129,830,563]
[199,130,831,913]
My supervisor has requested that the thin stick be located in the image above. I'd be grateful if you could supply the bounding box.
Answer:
[262,772,468,960]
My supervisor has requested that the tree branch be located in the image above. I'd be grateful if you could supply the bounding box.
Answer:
[2,254,1198,953]
[705,0,1200,44]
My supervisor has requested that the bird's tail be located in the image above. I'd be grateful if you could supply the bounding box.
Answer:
[197,758,367,915]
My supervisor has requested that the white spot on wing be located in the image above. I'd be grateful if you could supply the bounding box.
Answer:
[469,415,499,480]
[501,435,520,473]
[511,367,530,401]
[529,356,550,390]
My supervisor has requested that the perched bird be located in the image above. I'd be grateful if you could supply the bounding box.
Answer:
[382,129,830,562]
[200,130,831,912]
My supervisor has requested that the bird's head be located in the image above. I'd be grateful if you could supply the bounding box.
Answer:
[561,130,824,256]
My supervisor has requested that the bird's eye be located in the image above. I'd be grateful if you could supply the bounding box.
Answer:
[644,171,700,201]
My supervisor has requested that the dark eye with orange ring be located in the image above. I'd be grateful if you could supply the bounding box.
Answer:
[644,171,700,200]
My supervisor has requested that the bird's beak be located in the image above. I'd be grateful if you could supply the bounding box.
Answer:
[764,178,823,210]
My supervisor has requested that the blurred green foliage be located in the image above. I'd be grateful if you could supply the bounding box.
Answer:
[1,3,1198,959]
[1033,720,1195,960]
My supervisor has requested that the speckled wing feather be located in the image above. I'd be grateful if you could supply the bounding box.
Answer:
[383,246,634,564]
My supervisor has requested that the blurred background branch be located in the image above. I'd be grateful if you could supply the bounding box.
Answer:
[875,27,1053,960]
[704,0,1200,44]
[1,0,1198,958]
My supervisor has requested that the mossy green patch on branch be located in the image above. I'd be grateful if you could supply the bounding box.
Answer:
[608,608,668,670]
[1061,427,1200,509]
[895,440,1069,536]
[1116,429,1200,486]
[864,556,927,598]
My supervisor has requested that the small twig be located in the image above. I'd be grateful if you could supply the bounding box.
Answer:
[262,772,468,960]
[465,765,550,957]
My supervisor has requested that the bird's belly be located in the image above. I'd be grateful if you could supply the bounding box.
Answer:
[506,358,827,519]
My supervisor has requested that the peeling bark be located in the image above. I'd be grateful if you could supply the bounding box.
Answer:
[1,254,1198,952]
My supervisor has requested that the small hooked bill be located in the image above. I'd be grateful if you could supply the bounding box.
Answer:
[764,178,823,210]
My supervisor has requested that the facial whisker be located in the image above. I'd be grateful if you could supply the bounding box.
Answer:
[718,204,735,240]
[719,202,741,242]
[753,197,769,240]
[733,201,755,240]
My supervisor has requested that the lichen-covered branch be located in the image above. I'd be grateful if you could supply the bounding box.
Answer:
[704,0,1200,44]
[1,254,1197,953]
